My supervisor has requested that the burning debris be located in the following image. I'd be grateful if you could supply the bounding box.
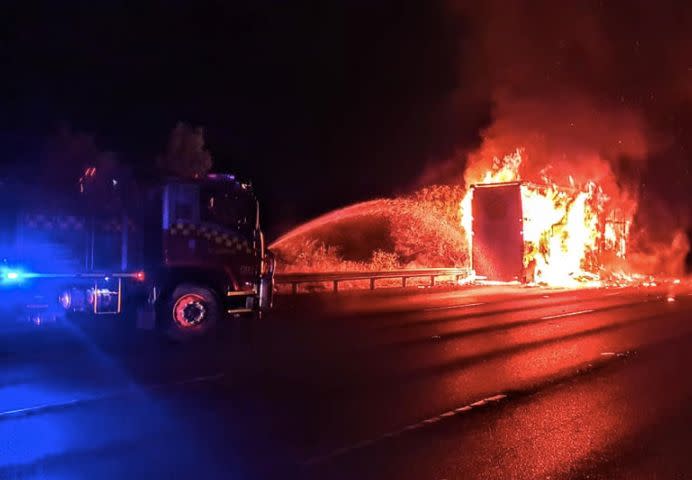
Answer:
[461,149,632,286]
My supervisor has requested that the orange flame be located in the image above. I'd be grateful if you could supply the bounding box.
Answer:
[461,149,631,286]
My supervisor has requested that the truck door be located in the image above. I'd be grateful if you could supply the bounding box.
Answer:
[471,182,525,282]
[162,183,201,264]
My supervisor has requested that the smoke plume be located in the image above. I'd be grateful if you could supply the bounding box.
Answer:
[444,0,692,274]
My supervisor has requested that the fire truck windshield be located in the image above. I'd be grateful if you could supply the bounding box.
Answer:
[201,187,257,229]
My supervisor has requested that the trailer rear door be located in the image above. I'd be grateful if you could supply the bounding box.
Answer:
[471,182,524,282]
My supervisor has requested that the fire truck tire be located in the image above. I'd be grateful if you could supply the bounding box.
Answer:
[161,284,220,341]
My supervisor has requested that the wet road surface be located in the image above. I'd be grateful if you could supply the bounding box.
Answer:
[1,282,692,479]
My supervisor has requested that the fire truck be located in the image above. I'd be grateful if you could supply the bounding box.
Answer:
[0,172,274,340]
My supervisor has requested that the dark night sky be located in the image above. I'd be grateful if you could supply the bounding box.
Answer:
[1,0,691,243]
[1,0,483,239]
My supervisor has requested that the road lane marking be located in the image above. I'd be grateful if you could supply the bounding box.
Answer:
[424,302,485,312]
[302,346,636,467]
[423,417,441,424]
[540,309,594,320]
[301,393,507,466]
[484,394,507,402]
[0,372,224,420]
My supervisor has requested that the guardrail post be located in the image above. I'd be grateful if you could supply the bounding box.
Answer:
[402,277,407,287]
[292,282,298,295]
[430,275,435,287]
[333,280,339,293]
[370,278,376,290]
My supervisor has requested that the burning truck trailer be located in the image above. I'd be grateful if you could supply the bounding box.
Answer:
[467,181,629,285]
[0,173,274,340]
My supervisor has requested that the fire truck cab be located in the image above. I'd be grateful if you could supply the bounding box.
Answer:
[0,173,274,341]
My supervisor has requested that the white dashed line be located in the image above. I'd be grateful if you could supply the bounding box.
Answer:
[302,347,634,467]
[0,372,224,420]
[301,393,507,466]
[0,398,91,418]
[423,417,441,424]
[540,309,594,320]
[424,302,485,312]
[484,394,507,402]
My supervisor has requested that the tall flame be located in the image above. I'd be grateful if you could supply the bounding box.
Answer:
[461,149,630,286]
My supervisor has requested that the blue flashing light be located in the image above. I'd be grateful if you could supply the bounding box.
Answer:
[1,267,30,285]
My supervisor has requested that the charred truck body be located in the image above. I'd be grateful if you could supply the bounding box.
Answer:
[0,173,274,340]
[469,181,627,283]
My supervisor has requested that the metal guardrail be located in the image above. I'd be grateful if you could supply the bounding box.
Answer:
[275,268,469,294]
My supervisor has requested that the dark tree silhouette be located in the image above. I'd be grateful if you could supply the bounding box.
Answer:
[156,122,213,178]
[40,125,107,190]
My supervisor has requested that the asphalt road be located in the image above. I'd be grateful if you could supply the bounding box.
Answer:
[1,281,692,479]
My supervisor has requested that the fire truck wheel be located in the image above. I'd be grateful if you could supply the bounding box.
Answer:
[162,284,220,341]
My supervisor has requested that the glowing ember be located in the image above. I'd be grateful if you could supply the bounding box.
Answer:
[461,149,632,286]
